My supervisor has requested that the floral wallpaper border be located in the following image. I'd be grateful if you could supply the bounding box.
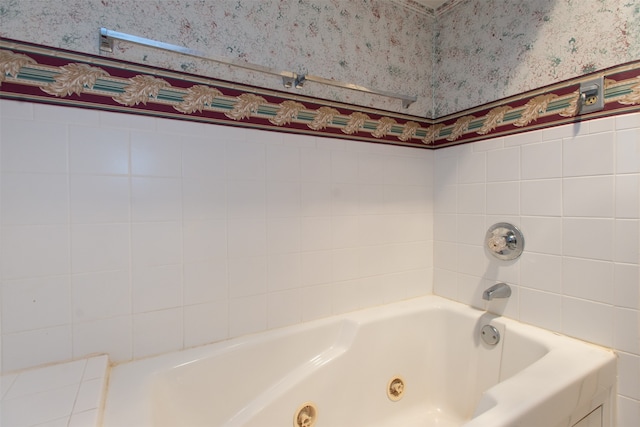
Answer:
[2,37,640,149]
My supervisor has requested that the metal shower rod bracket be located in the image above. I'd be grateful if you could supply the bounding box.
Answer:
[99,28,417,108]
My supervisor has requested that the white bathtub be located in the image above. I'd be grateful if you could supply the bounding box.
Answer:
[103,296,616,427]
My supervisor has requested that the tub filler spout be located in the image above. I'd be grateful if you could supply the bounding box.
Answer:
[482,282,511,301]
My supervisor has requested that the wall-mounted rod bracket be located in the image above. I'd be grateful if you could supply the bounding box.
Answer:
[98,28,416,108]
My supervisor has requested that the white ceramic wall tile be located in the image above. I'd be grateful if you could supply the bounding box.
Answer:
[614,263,640,309]
[0,99,33,119]
[228,294,267,337]
[486,146,520,182]
[519,216,563,255]
[358,215,389,246]
[433,152,458,186]
[505,128,543,145]
[358,184,387,215]
[562,296,613,347]
[615,220,640,264]
[385,184,431,214]
[457,151,486,184]
[617,352,640,399]
[300,284,333,321]
[182,137,226,179]
[358,152,388,185]
[331,215,359,249]
[2,383,77,426]
[563,176,614,218]
[266,217,301,254]
[521,179,562,216]
[616,112,640,129]
[387,156,431,186]
[588,117,616,134]
[182,177,226,220]
[300,182,332,217]
[563,257,614,304]
[456,214,485,245]
[331,248,360,282]
[226,179,266,218]
[541,123,580,142]
[300,147,331,183]
[131,177,182,221]
[267,181,301,218]
[69,126,129,175]
[71,223,130,274]
[267,253,301,292]
[521,140,562,179]
[617,128,640,174]
[520,252,563,293]
[70,175,130,223]
[72,270,130,322]
[228,256,267,298]
[614,307,640,355]
[4,359,84,399]
[331,183,360,216]
[300,250,333,286]
[1,102,433,383]
[132,264,182,313]
[183,301,228,348]
[99,110,156,131]
[300,216,332,251]
[183,219,227,262]
[72,317,131,363]
[457,183,485,214]
[486,182,519,215]
[133,308,183,359]
[519,288,562,332]
[225,140,266,181]
[2,276,71,333]
[616,174,640,219]
[563,218,614,261]
[131,222,182,268]
[434,184,457,214]
[1,173,69,224]
[227,218,266,258]
[433,241,458,272]
[331,150,360,184]
[1,119,68,174]
[2,325,72,372]
[267,289,302,329]
[563,132,615,177]
[1,225,70,280]
[183,258,227,305]
[617,395,640,427]
[266,145,300,182]
[131,132,182,177]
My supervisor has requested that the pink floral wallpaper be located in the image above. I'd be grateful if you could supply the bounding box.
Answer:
[1,0,640,117]
[434,0,640,115]
[0,0,434,116]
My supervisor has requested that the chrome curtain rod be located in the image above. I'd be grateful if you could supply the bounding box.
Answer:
[99,28,417,108]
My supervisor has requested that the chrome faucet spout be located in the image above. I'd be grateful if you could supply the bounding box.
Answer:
[483,282,511,301]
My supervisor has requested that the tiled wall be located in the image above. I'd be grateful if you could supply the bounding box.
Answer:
[433,112,640,425]
[0,99,434,373]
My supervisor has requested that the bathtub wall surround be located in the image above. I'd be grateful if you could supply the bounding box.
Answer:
[0,97,434,374]
[433,111,640,425]
[3,38,640,150]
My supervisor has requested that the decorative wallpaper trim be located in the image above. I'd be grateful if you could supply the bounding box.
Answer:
[2,38,640,150]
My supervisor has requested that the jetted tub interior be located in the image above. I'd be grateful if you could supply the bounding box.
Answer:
[103,296,616,427]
